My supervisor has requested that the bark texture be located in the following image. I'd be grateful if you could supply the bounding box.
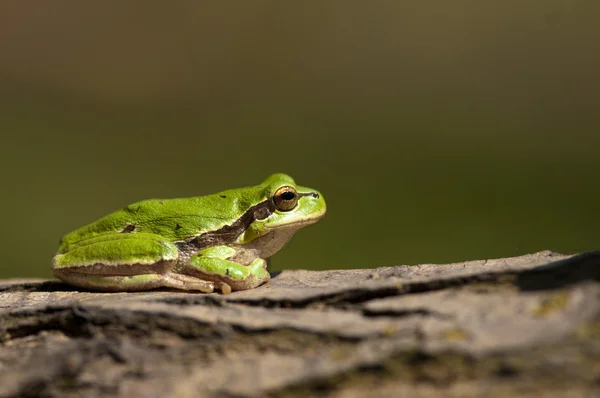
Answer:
[1,251,599,397]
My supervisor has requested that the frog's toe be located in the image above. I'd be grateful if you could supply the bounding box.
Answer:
[217,282,232,295]
[226,258,270,291]
[248,258,270,280]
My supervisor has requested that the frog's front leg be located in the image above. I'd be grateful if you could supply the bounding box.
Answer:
[52,233,215,293]
[184,245,271,293]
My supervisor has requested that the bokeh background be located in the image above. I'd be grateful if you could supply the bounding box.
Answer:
[1,1,599,279]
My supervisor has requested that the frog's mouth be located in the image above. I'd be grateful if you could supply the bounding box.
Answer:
[266,213,325,230]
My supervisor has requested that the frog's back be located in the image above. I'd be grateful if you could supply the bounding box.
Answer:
[59,188,265,250]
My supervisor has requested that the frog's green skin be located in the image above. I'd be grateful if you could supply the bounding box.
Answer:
[52,174,326,294]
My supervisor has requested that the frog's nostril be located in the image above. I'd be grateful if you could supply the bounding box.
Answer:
[312,193,319,199]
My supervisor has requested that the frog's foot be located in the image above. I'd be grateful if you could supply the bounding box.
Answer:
[188,251,270,292]
[52,270,215,293]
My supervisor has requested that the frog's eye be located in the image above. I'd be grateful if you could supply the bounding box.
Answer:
[273,186,298,211]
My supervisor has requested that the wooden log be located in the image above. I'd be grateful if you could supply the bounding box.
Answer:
[1,250,599,397]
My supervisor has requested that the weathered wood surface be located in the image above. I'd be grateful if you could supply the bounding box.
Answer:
[1,251,599,397]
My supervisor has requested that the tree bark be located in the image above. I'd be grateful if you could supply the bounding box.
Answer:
[1,250,599,397]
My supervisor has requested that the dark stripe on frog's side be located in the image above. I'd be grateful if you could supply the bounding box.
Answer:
[180,199,275,250]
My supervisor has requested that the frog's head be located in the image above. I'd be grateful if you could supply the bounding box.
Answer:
[260,173,326,229]
[236,173,326,257]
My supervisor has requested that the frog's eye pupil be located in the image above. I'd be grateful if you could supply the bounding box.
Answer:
[281,191,295,201]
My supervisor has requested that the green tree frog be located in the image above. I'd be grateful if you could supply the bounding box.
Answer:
[52,174,326,294]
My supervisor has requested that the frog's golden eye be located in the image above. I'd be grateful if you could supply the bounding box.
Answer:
[273,186,298,211]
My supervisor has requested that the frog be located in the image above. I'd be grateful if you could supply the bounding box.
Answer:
[52,173,326,294]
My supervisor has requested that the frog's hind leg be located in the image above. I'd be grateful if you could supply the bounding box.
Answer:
[52,233,214,293]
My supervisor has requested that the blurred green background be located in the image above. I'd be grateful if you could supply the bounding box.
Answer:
[1,1,599,279]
